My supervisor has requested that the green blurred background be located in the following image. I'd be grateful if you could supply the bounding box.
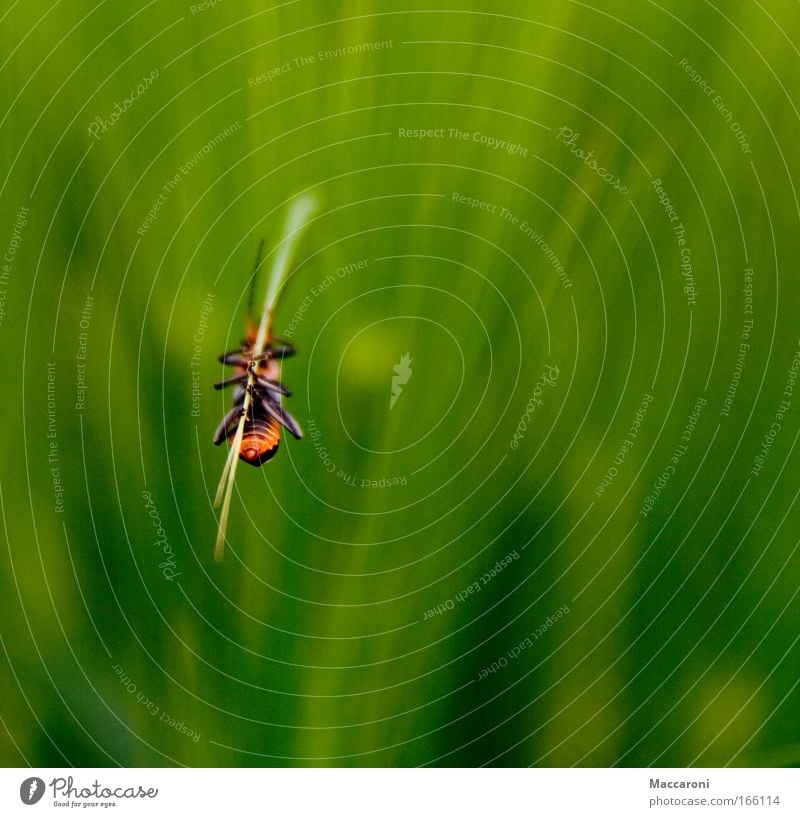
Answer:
[2,0,800,767]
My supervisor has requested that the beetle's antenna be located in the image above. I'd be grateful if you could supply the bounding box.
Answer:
[246,238,265,322]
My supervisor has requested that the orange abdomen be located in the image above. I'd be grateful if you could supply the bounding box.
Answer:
[237,412,281,465]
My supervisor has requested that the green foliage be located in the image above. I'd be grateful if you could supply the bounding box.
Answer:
[2,0,799,767]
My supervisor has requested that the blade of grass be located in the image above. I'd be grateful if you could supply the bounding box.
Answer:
[213,193,319,560]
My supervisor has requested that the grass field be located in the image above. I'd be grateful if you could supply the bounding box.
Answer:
[2,1,800,767]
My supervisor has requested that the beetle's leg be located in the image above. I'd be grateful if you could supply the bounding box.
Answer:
[255,376,290,396]
[219,350,249,366]
[214,373,248,391]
